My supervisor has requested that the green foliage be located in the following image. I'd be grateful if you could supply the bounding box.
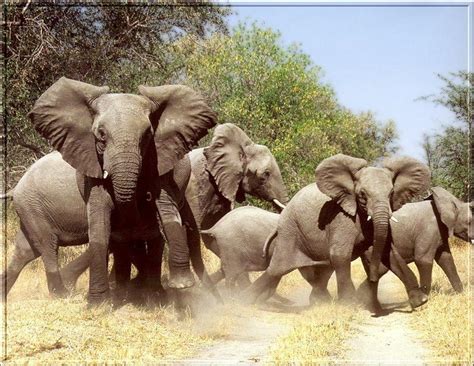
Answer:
[182,23,398,194]
[6,11,398,197]
[420,71,472,201]
[5,5,230,187]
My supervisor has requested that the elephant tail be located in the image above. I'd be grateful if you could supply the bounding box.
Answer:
[0,188,14,200]
[262,228,278,258]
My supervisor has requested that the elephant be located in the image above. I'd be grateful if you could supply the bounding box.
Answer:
[201,205,316,304]
[55,123,288,294]
[200,206,279,290]
[243,154,431,314]
[1,77,216,304]
[358,186,473,299]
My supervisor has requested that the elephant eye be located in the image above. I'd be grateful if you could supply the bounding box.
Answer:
[97,128,107,142]
[260,170,270,181]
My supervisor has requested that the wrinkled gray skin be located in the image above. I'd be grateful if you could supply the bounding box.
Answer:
[200,207,279,290]
[244,154,432,314]
[186,123,289,231]
[359,186,473,299]
[59,156,208,292]
[54,123,287,295]
[1,77,216,304]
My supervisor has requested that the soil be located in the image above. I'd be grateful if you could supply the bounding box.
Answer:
[344,272,430,365]
[182,272,431,365]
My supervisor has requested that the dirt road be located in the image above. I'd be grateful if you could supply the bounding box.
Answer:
[344,272,431,364]
[183,272,432,364]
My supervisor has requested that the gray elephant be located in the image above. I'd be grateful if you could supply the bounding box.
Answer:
[200,206,279,290]
[56,123,288,293]
[359,186,473,300]
[2,77,216,304]
[244,154,431,314]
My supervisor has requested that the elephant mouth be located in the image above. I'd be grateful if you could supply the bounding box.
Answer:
[272,199,286,212]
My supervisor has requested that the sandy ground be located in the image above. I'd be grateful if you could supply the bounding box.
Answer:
[344,272,430,365]
[181,272,432,365]
[182,288,308,365]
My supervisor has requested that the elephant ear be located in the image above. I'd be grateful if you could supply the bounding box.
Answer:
[138,85,217,176]
[383,156,431,211]
[28,77,109,178]
[204,123,253,202]
[315,154,367,216]
[431,186,459,236]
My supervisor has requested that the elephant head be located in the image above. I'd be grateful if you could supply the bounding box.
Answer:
[315,154,430,282]
[431,186,473,243]
[203,123,288,212]
[29,77,216,222]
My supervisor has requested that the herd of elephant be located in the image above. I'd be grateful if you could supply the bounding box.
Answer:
[2,77,473,316]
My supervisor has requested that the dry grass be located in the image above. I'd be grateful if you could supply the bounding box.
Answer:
[4,202,471,364]
[268,259,369,363]
[409,239,471,364]
[1,209,230,363]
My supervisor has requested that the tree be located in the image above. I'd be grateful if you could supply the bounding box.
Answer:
[181,23,398,194]
[420,71,472,201]
[4,4,230,187]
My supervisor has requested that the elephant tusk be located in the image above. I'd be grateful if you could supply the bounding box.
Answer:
[103,170,109,179]
[367,215,372,221]
[273,199,286,210]
[471,239,474,245]
[390,216,399,223]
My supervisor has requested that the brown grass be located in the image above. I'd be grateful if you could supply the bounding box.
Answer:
[4,204,470,364]
[409,239,471,364]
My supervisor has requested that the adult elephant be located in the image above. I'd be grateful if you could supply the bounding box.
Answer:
[2,77,216,304]
[58,123,288,292]
[244,154,431,314]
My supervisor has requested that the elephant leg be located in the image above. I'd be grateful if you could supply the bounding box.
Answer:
[183,202,222,303]
[163,221,194,289]
[329,243,355,302]
[1,230,40,296]
[208,267,225,285]
[388,248,427,309]
[60,248,93,289]
[143,237,167,300]
[414,258,433,295]
[299,265,334,304]
[157,189,194,289]
[435,248,463,293]
[39,234,69,297]
[112,240,132,304]
[130,241,148,287]
[236,273,252,291]
[258,276,282,304]
[359,253,389,314]
[86,186,112,305]
[18,213,68,297]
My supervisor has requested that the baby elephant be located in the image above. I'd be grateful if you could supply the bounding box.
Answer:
[361,186,473,298]
[201,206,292,301]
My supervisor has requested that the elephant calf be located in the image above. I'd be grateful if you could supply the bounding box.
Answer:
[360,186,473,297]
[200,206,279,291]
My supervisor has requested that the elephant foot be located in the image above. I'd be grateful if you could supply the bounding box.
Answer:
[408,288,428,309]
[309,289,332,305]
[168,268,195,289]
[61,272,78,291]
[51,287,70,299]
[87,290,110,307]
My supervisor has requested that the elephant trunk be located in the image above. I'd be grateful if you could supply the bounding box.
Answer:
[369,203,390,282]
[109,150,142,224]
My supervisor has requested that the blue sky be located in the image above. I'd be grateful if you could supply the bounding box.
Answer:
[229,5,469,160]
